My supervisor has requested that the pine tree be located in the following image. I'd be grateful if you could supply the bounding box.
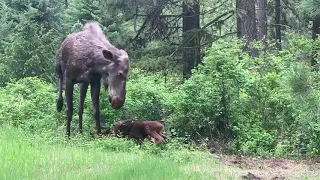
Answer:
[0,0,63,84]
[63,0,134,47]
[301,0,320,68]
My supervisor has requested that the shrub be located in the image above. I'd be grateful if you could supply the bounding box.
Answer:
[0,77,61,134]
[98,68,170,127]
[165,36,320,157]
[167,39,250,141]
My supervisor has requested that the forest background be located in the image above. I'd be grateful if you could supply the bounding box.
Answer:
[0,0,320,158]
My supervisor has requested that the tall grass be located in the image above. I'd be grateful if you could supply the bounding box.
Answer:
[0,125,214,180]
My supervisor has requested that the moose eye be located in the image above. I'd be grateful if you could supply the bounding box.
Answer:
[118,72,123,76]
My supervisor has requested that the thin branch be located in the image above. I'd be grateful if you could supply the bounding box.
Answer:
[201,32,237,46]
[132,18,149,42]
[202,10,234,29]
[200,1,228,15]
[135,14,182,17]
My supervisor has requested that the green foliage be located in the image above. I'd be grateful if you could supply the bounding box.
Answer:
[164,35,320,157]
[0,0,320,160]
[2,16,59,83]
[166,39,249,140]
[0,2,16,54]
[95,68,169,127]
[284,62,320,156]
[300,0,320,19]
[0,0,63,85]
[121,69,169,120]
[1,33,320,158]
[132,40,180,72]
[220,36,319,157]
[0,77,62,134]
[0,73,169,136]
[63,0,134,47]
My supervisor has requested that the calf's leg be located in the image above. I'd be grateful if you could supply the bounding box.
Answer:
[145,126,164,145]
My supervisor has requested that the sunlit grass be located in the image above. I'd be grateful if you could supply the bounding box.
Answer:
[0,126,214,180]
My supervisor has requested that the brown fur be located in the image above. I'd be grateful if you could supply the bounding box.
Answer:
[56,21,130,137]
[113,120,167,145]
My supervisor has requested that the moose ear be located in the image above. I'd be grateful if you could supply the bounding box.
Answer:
[102,49,113,60]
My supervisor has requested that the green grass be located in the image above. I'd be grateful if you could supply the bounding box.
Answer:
[0,126,216,180]
[1,126,318,180]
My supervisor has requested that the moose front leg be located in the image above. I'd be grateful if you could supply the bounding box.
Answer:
[78,82,89,133]
[65,79,74,138]
[90,78,102,135]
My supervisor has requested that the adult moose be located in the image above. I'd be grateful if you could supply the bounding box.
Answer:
[55,21,130,137]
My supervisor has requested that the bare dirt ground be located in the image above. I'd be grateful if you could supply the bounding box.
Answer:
[218,155,320,180]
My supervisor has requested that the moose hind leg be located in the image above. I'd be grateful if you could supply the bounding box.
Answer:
[57,77,64,112]
[78,83,89,133]
[90,78,102,135]
[65,80,74,138]
[56,61,66,112]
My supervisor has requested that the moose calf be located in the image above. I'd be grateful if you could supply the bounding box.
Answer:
[112,120,167,145]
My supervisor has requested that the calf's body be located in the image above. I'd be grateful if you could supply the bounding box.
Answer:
[113,120,167,145]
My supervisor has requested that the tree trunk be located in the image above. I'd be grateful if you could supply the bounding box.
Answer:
[256,0,268,46]
[312,19,320,69]
[236,0,258,56]
[182,0,200,79]
[275,0,281,50]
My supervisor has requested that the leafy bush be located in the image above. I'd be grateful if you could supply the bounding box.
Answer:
[98,68,170,126]
[0,77,61,134]
[165,36,320,157]
[167,39,250,141]
[0,72,170,137]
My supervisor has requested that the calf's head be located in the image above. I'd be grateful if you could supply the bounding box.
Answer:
[113,120,134,136]
[92,49,130,109]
